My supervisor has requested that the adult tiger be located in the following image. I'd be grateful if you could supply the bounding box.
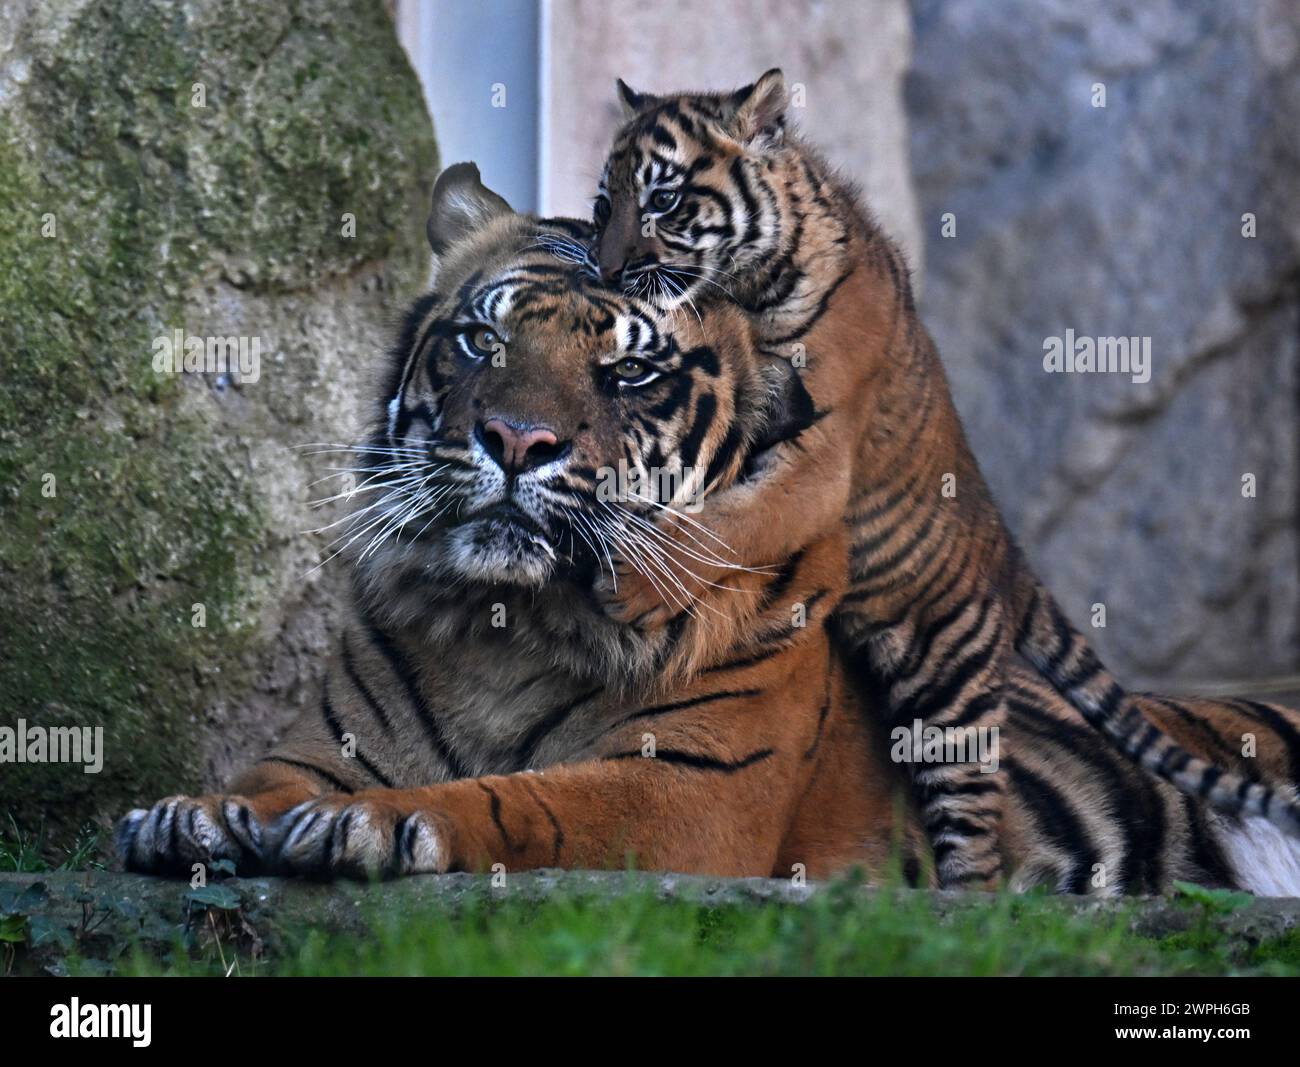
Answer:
[116,164,918,881]
[116,166,1300,895]
[589,69,1300,889]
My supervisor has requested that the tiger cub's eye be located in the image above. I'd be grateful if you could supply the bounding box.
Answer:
[649,188,680,213]
[467,326,502,358]
[593,195,611,227]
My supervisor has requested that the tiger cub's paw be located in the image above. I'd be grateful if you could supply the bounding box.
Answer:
[116,795,266,877]
[594,561,687,631]
[269,793,450,880]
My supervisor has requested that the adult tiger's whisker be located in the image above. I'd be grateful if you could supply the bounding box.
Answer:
[306,463,427,497]
[604,508,756,606]
[594,508,733,620]
[594,512,700,619]
[608,502,769,575]
[302,476,427,537]
[623,491,739,555]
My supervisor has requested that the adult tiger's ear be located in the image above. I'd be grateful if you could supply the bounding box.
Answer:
[752,353,816,457]
[616,78,660,119]
[427,162,513,255]
[728,68,787,147]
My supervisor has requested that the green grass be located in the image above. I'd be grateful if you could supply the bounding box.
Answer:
[5,814,1292,978]
[105,881,1300,978]
[0,815,105,874]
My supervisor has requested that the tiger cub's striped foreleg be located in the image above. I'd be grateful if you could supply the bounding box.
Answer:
[907,687,1008,891]
[844,595,1011,890]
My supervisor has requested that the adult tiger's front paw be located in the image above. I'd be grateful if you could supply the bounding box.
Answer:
[116,795,266,877]
[270,793,450,880]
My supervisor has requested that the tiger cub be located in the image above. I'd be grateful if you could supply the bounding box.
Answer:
[590,69,1300,888]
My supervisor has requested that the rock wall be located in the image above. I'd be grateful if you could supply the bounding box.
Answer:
[0,0,437,849]
[907,0,1300,686]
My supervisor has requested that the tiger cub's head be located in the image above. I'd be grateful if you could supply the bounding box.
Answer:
[349,163,811,612]
[592,68,792,308]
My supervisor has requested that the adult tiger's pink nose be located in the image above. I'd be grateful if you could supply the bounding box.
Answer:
[478,418,565,475]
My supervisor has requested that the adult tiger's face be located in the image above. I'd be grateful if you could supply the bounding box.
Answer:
[592,69,791,308]
[352,164,801,594]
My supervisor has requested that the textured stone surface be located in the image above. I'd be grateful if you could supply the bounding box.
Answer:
[0,0,437,847]
[543,0,922,272]
[907,0,1300,686]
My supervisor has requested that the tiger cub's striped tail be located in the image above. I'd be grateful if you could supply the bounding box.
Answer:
[1016,582,1300,837]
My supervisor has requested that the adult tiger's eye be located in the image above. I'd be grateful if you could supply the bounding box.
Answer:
[649,188,680,213]
[468,326,501,357]
[613,357,648,380]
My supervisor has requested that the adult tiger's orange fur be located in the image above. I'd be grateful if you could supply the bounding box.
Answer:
[116,167,1300,895]
[591,70,1300,889]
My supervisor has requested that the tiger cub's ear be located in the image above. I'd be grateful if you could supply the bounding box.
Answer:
[728,68,788,148]
[427,162,513,255]
[616,78,661,119]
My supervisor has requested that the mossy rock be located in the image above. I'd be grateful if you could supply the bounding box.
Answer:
[0,0,438,856]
